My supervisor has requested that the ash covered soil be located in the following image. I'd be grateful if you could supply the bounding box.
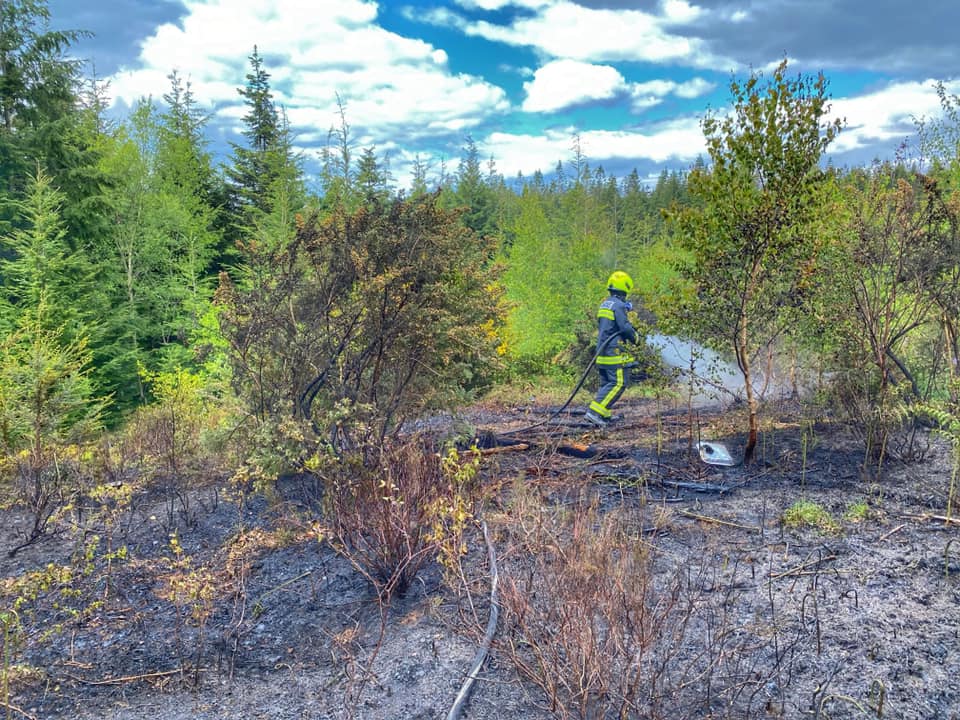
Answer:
[3,396,959,720]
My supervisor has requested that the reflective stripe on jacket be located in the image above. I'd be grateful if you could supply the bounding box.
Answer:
[596,294,637,364]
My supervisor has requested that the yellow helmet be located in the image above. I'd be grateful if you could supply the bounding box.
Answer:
[606,270,634,294]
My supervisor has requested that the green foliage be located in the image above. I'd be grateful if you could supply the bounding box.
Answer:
[225,48,305,236]
[123,364,234,527]
[0,170,105,509]
[162,530,216,685]
[355,146,391,204]
[133,365,220,459]
[219,192,507,444]
[450,136,497,237]
[318,96,358,211]
[89,87,224,413]
[500,186,608,365]
[843,500,871,522]
[0,167,93,337]
[94,109,172,407]
[917,82,960,190]
[0,0,87,220]
[783,499,840,533]
[914,93,960,409]
[155,73,221,342]
[0,315,103,455]
[0,560,99,695]
[666,59,841,461]
[821,167,957,462]
[498,143,690,378]
[630,237,682,315]
[0,311,104,554]
[225,47,280,214]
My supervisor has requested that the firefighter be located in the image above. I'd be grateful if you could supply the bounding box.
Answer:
[584,270,638,427]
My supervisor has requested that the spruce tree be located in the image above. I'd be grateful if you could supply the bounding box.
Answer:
[226,47,281,222]
[453,136,496,237]
[0,168,92,338]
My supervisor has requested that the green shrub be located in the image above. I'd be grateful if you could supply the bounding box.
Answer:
[783,499,840,533]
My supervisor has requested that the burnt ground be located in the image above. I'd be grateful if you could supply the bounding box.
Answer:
[1,394,959,720]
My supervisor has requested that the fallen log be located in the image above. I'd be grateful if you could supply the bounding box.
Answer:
[556,442,596,458]
[479,443,529,456]
[899,513,960,526]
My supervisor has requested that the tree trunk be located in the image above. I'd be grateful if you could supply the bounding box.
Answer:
[743,365,758,464]
[738,316,758,464]
[945,314,959,409]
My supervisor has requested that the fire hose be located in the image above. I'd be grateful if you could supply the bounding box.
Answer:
[497,330,636,437]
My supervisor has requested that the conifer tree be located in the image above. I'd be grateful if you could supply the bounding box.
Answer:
[0,0,84,200]
[453,136,496,237]
[153,72,222,364]
[0,168,92,338]
[355,146,391,204]
[0,167,105,515]
[226,47,281,221]
[0,1,116,250]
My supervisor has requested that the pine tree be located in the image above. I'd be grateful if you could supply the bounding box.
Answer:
[409,154,431,198]
[0,168,92,338]
[225,47,282,223]
[153,72,222,365]
[453,136,496,237]
[0,0,85,203]
[356,146,390,204]
[0,166,105,517]
[0,0,112,268]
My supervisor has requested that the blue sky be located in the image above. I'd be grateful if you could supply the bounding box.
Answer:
[48,0,960,188]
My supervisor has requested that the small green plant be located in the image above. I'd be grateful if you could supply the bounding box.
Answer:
[163,531,216,686]
[0,315,105,556]
[783,499,840,533]
[0,560,101,711]
[426,445,481,588]
[843,500,870,523]
[130,365,228,527]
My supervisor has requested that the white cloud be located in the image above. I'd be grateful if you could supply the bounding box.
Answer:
[483,118,705,178]
[629,77,715,113]
[452,0,550,9]
[673,77,715,98]
[107,0,509,141]
[519,58,716,115]
[661,0,702,24]
[522,60,627,112]
[430,0,734,69]
[829,79,960,154]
